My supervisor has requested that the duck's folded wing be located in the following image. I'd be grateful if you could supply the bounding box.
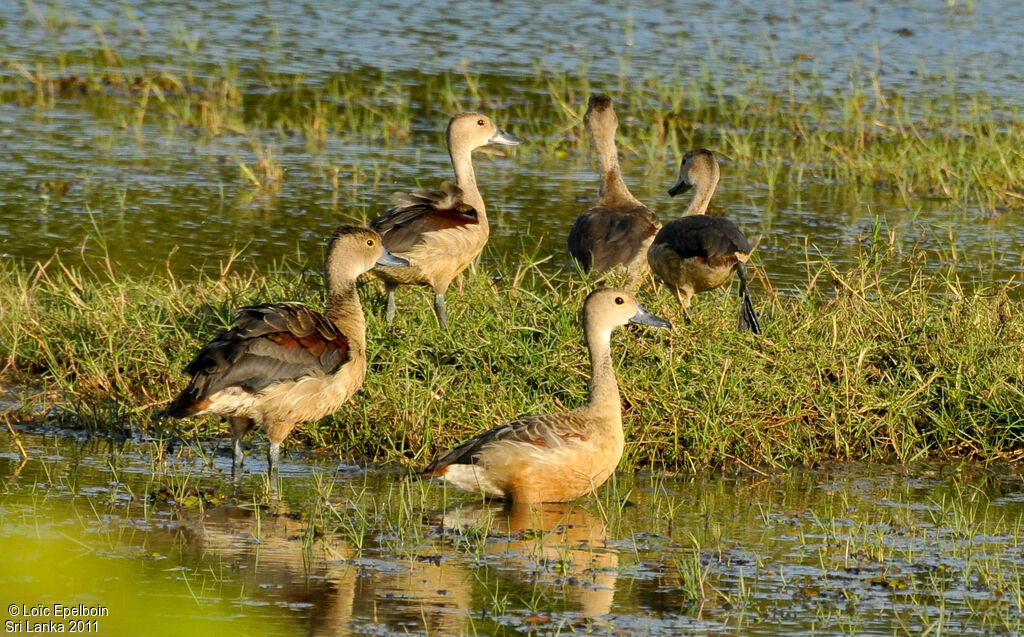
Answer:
[422,412,588,476]
[369,182,480,253]
[169,304,351,414]
[658,215,751,261]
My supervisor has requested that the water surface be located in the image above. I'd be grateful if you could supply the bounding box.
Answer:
[0,0,1022,291]
[2,429,1023,635]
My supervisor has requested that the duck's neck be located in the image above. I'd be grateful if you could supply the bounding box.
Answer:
[585,326,621,415]
[450,145,487,220]
[324,278,366,353]
[681,180,716,217]
[594,126,640,208]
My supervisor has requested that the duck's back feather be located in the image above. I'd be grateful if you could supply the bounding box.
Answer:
[370,182,480,254]
[654,214,751,261]
[422,411,589,476]
[568,204,660,272]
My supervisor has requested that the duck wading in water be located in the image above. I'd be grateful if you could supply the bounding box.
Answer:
[421,288,671,503]
[164,225,408,482]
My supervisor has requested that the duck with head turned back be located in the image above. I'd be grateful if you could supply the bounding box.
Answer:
[370,112,523,330]
[647,149,762,334]
[421,288,671,503]
[164,225,409,483]
[567,95,661,286]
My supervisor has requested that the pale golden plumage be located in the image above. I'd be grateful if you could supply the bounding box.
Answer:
[422,288,671,503]
[371,112,523,329]
[648,149,762,333]
[568,95,661,285]
[165,225,409,481]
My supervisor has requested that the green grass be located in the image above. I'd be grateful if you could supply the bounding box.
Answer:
[1,236,1021,471]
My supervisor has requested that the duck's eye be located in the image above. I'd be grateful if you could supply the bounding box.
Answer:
[614,297,625,305]
[477,119,485,126]
[366,239,375,247]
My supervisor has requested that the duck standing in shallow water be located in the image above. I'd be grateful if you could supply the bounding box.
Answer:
[165,225,408,481]
[370,112,523,329]
[421,288,671,503]
[647,149,761,333]
[568,95,661,285]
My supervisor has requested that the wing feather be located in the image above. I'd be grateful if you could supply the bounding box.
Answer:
[370,182,480,254]
[422,412,589,476]
[654,214,751,261]
[569,204,661,272]
[167,303,350,416]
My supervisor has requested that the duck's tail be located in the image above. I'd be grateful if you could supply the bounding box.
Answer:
[736,263,762,335]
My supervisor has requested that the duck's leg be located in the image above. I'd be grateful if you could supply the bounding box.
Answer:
[674,286,693,325]
[266,441,281,496]
[433,293,449,330]
[228,417,254,484]
[384,282,398,325]
[735,263,761,334]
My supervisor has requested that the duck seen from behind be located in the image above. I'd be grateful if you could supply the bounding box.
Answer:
[647,149,761,333]
[370,112,523,330]
[567,95,661,285]
[165,225,409,481]
[421,288,671,503]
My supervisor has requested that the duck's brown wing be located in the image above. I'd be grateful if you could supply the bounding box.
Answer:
[166,304,351,417]
[369,181,481,254]
[421,412,589,476]
[568,204,660,272]
[654,214,751,261]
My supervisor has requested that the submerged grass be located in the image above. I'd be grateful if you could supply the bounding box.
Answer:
[2,32,1023,212]
[1,236,1022,471]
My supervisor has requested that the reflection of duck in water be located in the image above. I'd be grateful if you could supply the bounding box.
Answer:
[438,502,619,618]
[178,501,472,636]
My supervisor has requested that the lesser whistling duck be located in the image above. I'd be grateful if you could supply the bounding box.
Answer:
[165,225,409,480]
[370,112,523,330]
[568,95,661,285]
[421,288,671,503]
[647,149,762,333]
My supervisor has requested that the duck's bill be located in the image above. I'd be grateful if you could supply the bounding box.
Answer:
[376,248,410,267]
[667,177,693,197]
[489,128,524,146]
[629,304,672,328]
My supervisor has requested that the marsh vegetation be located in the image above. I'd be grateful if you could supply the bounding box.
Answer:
[2,1,1023,634]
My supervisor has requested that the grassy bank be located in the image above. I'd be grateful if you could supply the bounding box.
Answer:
[1,240,1021,471]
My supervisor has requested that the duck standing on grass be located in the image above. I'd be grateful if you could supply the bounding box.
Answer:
[164,225,408,482]
[421,288,671,503]
[647,149,762,333]
[370,112,523,330]
[568,94,661,285]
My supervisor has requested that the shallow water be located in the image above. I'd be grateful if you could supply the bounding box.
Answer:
[3,428,1023,635]
[0,1,1022,290]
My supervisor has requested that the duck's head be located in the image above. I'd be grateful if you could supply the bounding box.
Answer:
[325,225,408,283]
[584,94,618,135]
[668,148,720,196]
[447,112,523,154]
[584,288,672,334]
